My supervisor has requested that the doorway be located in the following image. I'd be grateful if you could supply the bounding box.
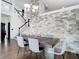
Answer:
[1,14,11,44]
[1,23,6,44]
[8,22,10,42]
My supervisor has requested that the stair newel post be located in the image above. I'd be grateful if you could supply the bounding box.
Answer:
[28,19,30,27]
[18,27,20,36]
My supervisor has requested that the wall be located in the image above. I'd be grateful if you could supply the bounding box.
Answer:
[23,5,79,40]
[1,1,11,15]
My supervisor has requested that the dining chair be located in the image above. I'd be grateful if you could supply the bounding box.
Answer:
[28,38,44,59]
[53,39,66,56]
[44,39,66,59]
[16,36,29,56]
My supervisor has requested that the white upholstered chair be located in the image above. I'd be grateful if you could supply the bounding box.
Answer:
[16,36,28,56]
[28,38,44,59]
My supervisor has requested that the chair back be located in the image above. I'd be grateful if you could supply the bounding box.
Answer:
[28,38,39,52]
[16,36,24,47]
[53,39,66,55]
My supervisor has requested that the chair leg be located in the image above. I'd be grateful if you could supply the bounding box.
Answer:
[36,53,38,59]
[36,53,40,59]
[23,47,26,55]
[39,52,43,59]
[17,47,20,56]
[62,54,64,59]
[43,50,45,59]
[29,51,32,59]
[39,54,42,59]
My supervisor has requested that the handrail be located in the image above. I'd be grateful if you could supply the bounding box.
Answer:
[19,19,30,29]
[14,8,26,22]
[18,19,30,35]
[2,0,12,5]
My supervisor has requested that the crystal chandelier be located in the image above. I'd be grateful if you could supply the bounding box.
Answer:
[24,2,39,19]
[24,0,48,19]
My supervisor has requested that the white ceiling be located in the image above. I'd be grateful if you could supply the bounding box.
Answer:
[15,0,79,11]
[44,0,79,11]
[15,0,31,10]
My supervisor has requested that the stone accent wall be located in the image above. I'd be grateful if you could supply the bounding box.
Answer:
[24,9,79,39]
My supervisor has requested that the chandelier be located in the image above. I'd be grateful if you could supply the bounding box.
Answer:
[24,0,48,19]
[24,3,39,19]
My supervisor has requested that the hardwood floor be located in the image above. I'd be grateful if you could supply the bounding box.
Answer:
[0,40,44,59]
[0,39,79,59]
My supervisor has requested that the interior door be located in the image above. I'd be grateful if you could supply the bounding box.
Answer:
[1,23,6,43]
[8,22,10,41]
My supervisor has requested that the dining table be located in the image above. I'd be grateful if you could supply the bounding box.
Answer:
[22,34,60,48]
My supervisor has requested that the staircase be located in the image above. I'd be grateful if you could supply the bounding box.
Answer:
[2,0,30,39]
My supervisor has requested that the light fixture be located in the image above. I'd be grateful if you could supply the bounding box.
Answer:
[32,5,39,12]
[24,3,39,19]
[24,4,31,11]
